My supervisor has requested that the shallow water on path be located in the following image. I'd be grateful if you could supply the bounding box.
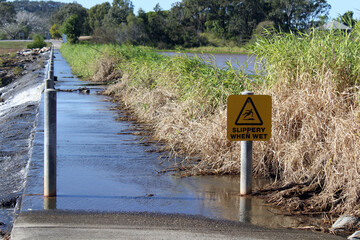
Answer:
[19,49,318,233]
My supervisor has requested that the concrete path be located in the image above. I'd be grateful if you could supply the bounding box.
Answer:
[11,211,344,240]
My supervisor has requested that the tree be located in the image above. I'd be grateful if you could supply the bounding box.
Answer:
[146,4,169,47]
[88,2,111,30]
[50,23,61,39]
[165,2,201,47]
[50,3,90,35]
[266,0,330,31]
[10,0,66,19]
[0,1,16,26]
[62,14,82,43]
[103,0,134,27]
[2,11,45,39]
[227,0,267,42]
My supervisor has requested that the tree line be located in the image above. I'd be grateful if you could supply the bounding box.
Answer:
[0,0,65,39]
[58,0,333,47]
[0,0,357,48]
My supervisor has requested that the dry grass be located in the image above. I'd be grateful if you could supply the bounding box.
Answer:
[92,56,122,83]
[252,70,360,215]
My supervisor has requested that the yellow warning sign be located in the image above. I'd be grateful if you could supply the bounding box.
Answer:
[227,95,272,141]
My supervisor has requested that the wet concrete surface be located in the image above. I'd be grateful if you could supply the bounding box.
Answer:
[13,48,346,239]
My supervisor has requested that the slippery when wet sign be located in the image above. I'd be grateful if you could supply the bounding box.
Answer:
[227,95,272,141]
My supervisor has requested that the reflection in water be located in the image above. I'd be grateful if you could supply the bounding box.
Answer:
[171,175,310,229]
[44,197,57,210]
[239,197,251,223]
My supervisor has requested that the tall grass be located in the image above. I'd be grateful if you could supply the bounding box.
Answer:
[61,25,360,219]
[251,26,360,217]
[252,28,360,90]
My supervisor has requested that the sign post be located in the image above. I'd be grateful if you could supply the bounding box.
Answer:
[227,92,272,195]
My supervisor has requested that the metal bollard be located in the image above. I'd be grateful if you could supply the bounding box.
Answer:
[49,69,54,81]
[240,90,254,195]
[45,78,54,89]
[44,88,57,197]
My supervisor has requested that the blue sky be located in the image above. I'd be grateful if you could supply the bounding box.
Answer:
[327,0,360,19]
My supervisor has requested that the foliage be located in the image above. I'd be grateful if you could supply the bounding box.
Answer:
[103,0,134,27]
[1,11,45,39]
[50,23,61,39]
[87,0,331,48]
[50,3,90,35]
[266,0,330,31]
[27,34,47,48]
[10,0,66,19]
[88,2,111,30]
[250,21,276,43]
[0,1,16,26]
[0,32,7,40]
[248,25,360,216]
[0,0,65,40]
[62,14,82,44]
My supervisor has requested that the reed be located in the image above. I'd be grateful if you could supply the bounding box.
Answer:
[250,25,360,216]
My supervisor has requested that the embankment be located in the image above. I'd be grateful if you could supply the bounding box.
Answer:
[60,27,360,228]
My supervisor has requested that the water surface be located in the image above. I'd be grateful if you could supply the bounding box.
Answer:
[159,52,259,74]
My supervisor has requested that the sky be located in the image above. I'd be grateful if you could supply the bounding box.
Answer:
[9,0,360,20]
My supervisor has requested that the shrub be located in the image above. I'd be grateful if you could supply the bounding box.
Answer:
[27,34,47,49]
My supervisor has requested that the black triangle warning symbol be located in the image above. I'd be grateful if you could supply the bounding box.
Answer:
[235,97,263,125]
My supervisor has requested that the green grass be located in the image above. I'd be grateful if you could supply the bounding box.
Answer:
[0,41,50,53]
[250,27,360,90]
[0,41,29,49]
